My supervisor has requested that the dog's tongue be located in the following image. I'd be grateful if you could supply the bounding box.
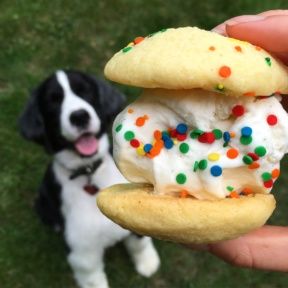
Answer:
[75,135,98,156]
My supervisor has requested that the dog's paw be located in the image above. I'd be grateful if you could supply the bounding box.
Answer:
[134,243,160,277]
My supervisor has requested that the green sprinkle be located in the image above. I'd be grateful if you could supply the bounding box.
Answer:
[265,57,272,67]
[243,155,253,165]
[254,146,267,157]
[198,159,208,170]
[223,142,229,147]
[124,131,135,141]
[122,46,132,53]
[240,135,253,145]
[193,161,199,172]
[115,124,123,133]
[213,129,223,140]
[190,129,204,139]
[179,143,189,154]
[262,172,272,181]
[176,173,187,184]
[226,186,234,192]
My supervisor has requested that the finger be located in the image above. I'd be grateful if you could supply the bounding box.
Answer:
[226,15,288,53]
[259,9,288,17]
[212,15,265,35]
[208,225,288,272]
[212,10,288,36]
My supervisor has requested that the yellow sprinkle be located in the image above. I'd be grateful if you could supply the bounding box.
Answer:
[173,140,178,145]
[216,83,225,91]
[136,145,145,156]
[127,42,134,47]
[208,152,220,161]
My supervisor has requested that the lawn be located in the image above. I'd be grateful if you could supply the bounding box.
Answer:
[1,0,288,287]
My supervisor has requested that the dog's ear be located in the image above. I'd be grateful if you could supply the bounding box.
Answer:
[19,88,45,145]
[93,77,126,123]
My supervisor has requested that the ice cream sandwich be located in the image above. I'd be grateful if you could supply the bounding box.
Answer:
[97,27,288,244]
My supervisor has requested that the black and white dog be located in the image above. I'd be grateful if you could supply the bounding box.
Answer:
[19,70,160,288]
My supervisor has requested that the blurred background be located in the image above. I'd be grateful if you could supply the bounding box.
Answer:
[1,0,288,287]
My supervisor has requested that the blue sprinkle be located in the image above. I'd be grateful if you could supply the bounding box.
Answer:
[164,139,174,149]
[210,165,222,177]
[223,131,230,143]
[143,144,153,153]
[241,126,252,137]
[162,131,170,140]
[176,123,188,134]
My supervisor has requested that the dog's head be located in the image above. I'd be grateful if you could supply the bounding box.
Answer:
[19,70,125,156]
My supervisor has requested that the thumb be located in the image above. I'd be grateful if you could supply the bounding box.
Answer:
[226,15,288,64]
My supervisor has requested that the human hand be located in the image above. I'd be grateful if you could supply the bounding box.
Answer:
[190,225,288,272]
[187,11,288,272]
[212,10,288,65]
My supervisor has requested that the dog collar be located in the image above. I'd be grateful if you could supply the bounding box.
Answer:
[69,158,103,180]
[69,159,103,196]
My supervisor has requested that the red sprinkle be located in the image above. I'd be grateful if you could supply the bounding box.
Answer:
[198,132,215,144]
[170,129,178,138]
[130,139,140,148]
[176,133,187,141]
[267,114,278,126]
[232,105,245,117]
[247,152,259,161]
[264,179,273,188]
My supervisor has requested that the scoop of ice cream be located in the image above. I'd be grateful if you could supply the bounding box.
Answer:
[113,89,288,200]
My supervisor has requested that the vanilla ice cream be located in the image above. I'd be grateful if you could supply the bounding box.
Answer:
[113,89,288,200]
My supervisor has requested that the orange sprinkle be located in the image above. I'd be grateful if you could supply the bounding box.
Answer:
[226,148,239,159]
[272,168,280,179]
[154,140,164,149]
[154,130,162,140]
[229,191,239,198]
[134,36,144,45]
[274,91,282,95]
[128,108,134,113]
[218,66,232,78]
[242,187,253,195]
[235,46,242,52]
[243,91,256,97]
[209,46,216,51]
[148,147,161,158]
[135,116,148,127]
[248,162,260,169]
[180,189,189,198]
[255,46,262,51]
[230,131,236,138]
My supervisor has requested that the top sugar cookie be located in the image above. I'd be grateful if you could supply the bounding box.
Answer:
[104,27,288,97]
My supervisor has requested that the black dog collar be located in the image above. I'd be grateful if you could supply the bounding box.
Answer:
[69,159,103,180]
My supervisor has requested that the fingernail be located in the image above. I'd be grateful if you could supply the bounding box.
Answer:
[211,28,226,35]
[227,15,266,26]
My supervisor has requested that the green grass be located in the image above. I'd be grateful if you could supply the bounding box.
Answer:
[1,0,288,287]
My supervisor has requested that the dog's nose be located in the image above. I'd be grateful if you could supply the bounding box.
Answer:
[70,109,90,128]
